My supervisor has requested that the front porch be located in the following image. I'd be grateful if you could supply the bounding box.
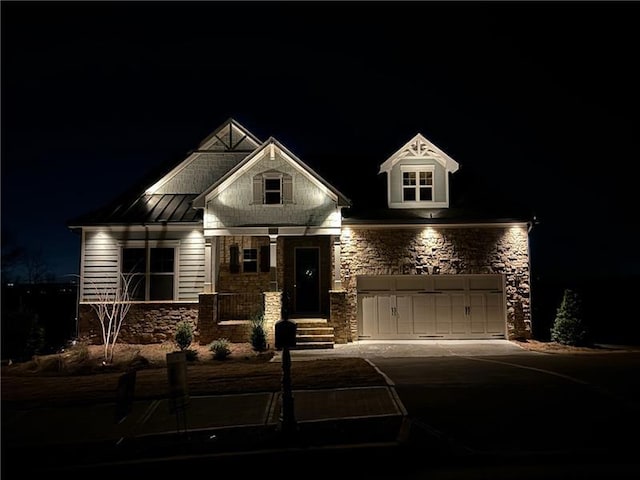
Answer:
[197,290,350,349]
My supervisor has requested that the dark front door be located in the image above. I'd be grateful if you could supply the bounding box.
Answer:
[294,247,320,314]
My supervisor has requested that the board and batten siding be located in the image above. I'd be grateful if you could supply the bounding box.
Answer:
[80,228,205,302]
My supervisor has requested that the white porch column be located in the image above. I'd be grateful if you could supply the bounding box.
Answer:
[211,236,219,293]
[333,236,342,290]
[204,236,219,293]
[204,238,212,293]
[269,234,278,291]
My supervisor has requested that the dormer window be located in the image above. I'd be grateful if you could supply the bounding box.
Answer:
[253,170,293,205]
[401,166,434,203]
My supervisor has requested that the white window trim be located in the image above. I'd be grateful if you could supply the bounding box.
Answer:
[400,165,435,204]
[119,240,180,302]
[263,172,283,205]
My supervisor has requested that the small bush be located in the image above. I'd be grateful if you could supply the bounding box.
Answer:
[174,321,194,351]
[209,338,231,360]
[184,348,199,362]
[250,311,268,352]
[550,288,589,346]
[24,324,46,360]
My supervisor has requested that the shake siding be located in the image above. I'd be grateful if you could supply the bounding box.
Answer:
[206,153,338,228]
[155,152,249,194]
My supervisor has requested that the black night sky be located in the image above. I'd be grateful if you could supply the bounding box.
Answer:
[2,1,639,286]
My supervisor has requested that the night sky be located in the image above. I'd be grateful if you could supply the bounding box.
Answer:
[2,1,639,284]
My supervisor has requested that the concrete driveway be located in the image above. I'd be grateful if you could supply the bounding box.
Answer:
[283,339,528,360]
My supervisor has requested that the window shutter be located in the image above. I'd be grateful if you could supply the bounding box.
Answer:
[230,245,240,273]
[259,245,270,272]
[253,175,263,204]
[283,174,293,204]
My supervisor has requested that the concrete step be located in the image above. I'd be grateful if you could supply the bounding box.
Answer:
[292,341,335,350]
[297,334,335,342]
[291,319,335,349]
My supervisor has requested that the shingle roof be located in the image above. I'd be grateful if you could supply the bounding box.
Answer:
[68,194,201,227]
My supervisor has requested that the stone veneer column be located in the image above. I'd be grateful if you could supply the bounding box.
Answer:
[329,290,349,343]
[263,291,282,348]
[198,293,218,344]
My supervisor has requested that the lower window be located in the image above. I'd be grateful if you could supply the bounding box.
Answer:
[122,246,175,300]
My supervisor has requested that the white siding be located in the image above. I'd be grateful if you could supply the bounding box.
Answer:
[178,231,205,300]
[81,230,119,301]
[80,228,205,302]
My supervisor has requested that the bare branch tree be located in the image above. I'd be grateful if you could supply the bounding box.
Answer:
[25,248,52,284]
[86,273,139,364]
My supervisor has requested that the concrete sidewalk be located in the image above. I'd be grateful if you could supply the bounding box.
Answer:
[3,384,407,472]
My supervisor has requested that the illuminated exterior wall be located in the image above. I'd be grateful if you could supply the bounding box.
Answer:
[339,225,532,340]
[80,227,206,302]
[204,152,340,229]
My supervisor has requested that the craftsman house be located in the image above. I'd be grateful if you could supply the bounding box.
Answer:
[68,118,533,348]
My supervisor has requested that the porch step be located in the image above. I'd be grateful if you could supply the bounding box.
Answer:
[292,320,335,350]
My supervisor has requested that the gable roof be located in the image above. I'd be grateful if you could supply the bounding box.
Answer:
[192,136,352,208]
[378,133,460,175]
[145,118,262,195]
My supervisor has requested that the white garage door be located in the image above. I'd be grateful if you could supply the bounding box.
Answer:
[358,274,505,339]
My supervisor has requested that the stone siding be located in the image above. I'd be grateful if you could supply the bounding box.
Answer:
[340,226,532,340]
[78,303,199,345]
[329,290,350,343]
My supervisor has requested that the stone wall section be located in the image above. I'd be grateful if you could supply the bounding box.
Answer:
[329,290,350,343]
[78,303,199,345]
[340,226,531,340]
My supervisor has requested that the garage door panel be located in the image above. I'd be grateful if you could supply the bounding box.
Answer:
[357,275,505,339]
[361,296,377,337]
[450,294,468,334]
[486,293,504,333]
[413,295,436,335]
[377,296,395,334]
[435,295,452,334]
[469,293,488,334]
[396,296,413,334]
[434,276,466,291]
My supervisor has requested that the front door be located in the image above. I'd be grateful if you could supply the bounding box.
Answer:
[294,247,320,314]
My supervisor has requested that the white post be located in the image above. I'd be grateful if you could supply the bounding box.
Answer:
[333,236,342,290]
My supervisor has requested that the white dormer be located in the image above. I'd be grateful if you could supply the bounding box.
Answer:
[379,133,459,209]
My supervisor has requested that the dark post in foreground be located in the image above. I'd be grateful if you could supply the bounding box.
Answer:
[275,296,297,438]
[166,351,190,436]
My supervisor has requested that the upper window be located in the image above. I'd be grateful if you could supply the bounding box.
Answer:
[243,248,258,272]
[264,178,282,204]
[122,246,175,301]
[402,168,433,202]
[230,244,270,274]
[253,171,293,205]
